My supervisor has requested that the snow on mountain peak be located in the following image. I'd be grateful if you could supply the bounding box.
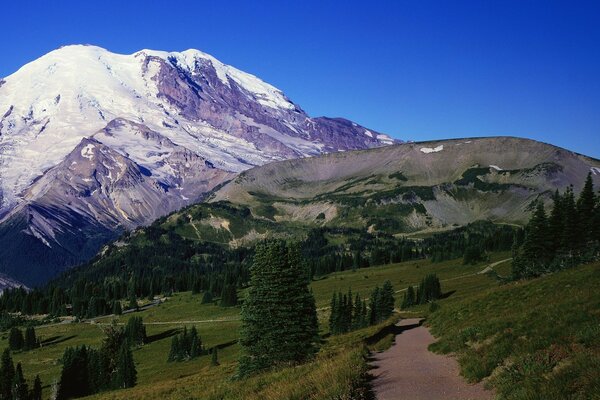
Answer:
[0,44,396,214]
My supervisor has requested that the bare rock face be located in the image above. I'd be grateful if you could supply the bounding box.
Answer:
[0,45,397,285]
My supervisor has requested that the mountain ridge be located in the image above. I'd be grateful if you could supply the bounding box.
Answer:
[0,44,396,285]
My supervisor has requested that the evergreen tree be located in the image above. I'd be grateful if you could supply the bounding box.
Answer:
[12,363,28,400]
[124,316,146,347]
[113,343,136,389]
[8,328,24,351]
[512,202,552,278]
[57,346,91,400]
[380,281,395,318]
[416,274,442,304]
[238,240,319,377]
[577,172,596,241]
[24,327,38,350]
[220,285,238,307]
[200,291,213,304]
[401,286,416,309]
[167,335,181,362]
[0,349,15,400]
[368,286,381,325]
[30,375,42,400]
[112,301,122,316]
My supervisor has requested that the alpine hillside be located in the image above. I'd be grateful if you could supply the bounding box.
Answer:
[211,137,600,235]
[0,45,395,286]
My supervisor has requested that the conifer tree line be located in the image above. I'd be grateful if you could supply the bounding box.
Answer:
[0,348,42,400]
[328,281,395,335]
[512,173,600,279]
[167,326,204,362]
[328,290,368,334]
[368,281,396,325]
[238,240,319,378]
[55,320,138,399]
[401,274,442,309]
[8,327,39,352]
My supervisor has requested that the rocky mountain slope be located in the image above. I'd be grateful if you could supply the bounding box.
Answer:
[210,137,600,234]
[0,45,395,285]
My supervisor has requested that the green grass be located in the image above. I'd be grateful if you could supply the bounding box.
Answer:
[427,262,600,399]
[0,252,548,399]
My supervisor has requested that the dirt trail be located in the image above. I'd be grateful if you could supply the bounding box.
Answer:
[370,318,494,400]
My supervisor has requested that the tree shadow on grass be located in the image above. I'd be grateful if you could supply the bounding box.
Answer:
[41,335,77,347]
[146,328,180,344]
[440,290,456,299]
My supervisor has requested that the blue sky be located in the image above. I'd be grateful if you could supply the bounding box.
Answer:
[2,0,599,157]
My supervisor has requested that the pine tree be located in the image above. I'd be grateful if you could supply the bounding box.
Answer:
[24,327,38,350]
[8,327,24,351]
[577,172,596,242]
[124,316,146,347]
[548,190,565,256]
[401,286,416,309]
[113,343,136,389]
[30,375,42,400]
[201,291,213,304]
[57,346,91,400]
[0,349,15,400]
[12,363,28,400]
[513,202,552,278]
[238,240,319,377]
[112,300,123,315]
[380,281,395,319]
[167,335,181,362]
[368,286,381,325]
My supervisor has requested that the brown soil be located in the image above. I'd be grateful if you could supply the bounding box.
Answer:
[370,318,494,400]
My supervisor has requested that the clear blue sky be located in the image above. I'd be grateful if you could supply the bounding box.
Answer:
[2,0,599,157]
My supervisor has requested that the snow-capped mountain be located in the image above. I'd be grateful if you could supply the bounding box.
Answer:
[0,45,396,285]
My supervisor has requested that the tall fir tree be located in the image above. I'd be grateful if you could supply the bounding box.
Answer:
[0,349,15,400]
[12,363,28,400]
[577,172,596,242]
[113,343,136,389]
[238,240,319,377]
[30,375,42,400]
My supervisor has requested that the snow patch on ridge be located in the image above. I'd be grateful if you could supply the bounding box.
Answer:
[420,145,444,153]
[490,165,503,171]
[591,167,600,175]
[81,144,95,160]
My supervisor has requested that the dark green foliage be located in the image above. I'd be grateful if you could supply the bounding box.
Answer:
[11,362,28,400]
[57,322,137,398]
[238,240,319,377]
[512,174,600,279]
[113,343,136,389]
[401,286,416,309]
[416,274,442,304]
[24,327,39,350]
[124,316,146,347]
[219,285,238,307]
[0,349,15,400]
[8,328,24,351]
[200,291,213,304]
[112,300,122,315]
[454,167,513,192]
[57,346,92,399]
[30,375,42,400]
[329,289,369,335]
[368,281,395,324]
[167,326,203,362]
[462,245,486,264]
[425,221,517,263]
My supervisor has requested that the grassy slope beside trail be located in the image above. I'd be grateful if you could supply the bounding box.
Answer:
[1,253,508,399]
[427,262,600,400]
